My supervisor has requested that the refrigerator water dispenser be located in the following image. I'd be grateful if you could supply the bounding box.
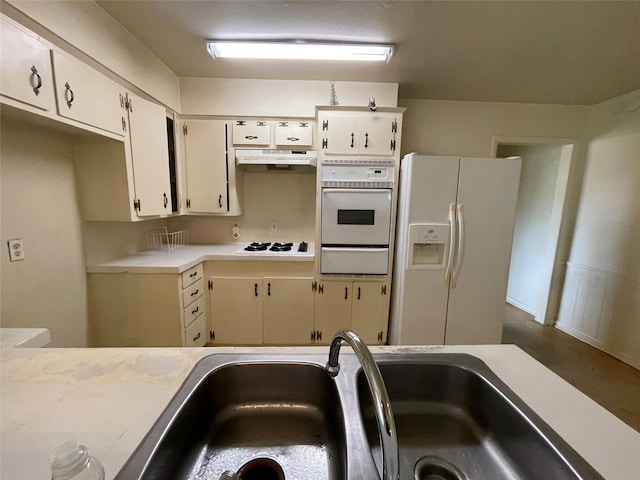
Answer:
[407,223,450,269]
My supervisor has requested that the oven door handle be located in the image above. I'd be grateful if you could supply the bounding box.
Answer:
[321,188,392,194]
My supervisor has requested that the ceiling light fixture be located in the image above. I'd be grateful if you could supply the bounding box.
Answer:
[206,40,394,62]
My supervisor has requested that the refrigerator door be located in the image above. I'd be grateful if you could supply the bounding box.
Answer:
[389,155,460,344]
[444,157,522,344]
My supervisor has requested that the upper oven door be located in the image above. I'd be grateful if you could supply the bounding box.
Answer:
[321,188,392,246]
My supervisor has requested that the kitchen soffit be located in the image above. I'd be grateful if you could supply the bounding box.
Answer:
[96,1,640,106]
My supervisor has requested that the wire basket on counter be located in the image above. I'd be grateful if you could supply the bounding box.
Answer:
[145,226,189,251]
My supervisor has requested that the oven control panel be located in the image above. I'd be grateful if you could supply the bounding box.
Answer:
[321,165,395,186]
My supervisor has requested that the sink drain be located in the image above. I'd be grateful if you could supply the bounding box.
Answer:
[414,456,467,480]
[238,458,285,480]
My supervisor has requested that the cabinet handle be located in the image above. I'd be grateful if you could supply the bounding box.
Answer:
[286,136,299,142]
[163,192,168,208]
[191,306,199,315]
[364,133,369,148]
[350,132,355,148]
[218,194,223,208]
[357,287,361,300]
[245,135,258,140]
[191,289,199,296]
[190,271,198,278]
[267,282,271,296]
[30,66,42,96]
[193,332,201,342]
[64,82,74,108]
[345,287,348,300]
[254,283,258,297]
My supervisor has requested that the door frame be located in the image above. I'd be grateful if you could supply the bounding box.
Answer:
[491,136,578,326]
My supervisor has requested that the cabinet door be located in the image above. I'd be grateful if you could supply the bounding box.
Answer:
[359,115,397,156]
[209,277,263,345]
[275,121,313,147]
[314,281,352,344]
[0,17,55,112]
[263,277,315,344]
[322,115,360,154]
[126,92,172,217]
[183,120,228,213]
[232,121,270,146]
[51,50,124,136]
[350,282,389,345]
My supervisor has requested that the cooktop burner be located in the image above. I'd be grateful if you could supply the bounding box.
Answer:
[237,241,310,255]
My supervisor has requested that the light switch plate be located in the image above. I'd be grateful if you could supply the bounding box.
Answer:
[7,238,25,262]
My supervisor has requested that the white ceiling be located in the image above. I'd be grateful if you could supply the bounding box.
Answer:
[96,0,640,105]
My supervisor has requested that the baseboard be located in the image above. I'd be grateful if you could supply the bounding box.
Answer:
[506,297,536,316]
[555,321,640,370]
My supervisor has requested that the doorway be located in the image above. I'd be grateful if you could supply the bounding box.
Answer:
[493,138,576,325]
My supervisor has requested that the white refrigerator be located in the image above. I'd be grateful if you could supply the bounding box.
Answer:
[389,154,522,345]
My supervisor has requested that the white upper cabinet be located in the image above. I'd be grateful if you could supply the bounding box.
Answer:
[125,92,172,217]
[0,16,55,112]
[51,50,125,137]
[182,119,242,215]
[319,111,400,156]
[275,121,313,147]
[232,120,271,146]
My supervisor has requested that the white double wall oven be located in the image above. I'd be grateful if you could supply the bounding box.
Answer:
[320,159,395,275]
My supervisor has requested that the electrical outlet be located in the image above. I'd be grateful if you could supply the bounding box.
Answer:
[7,238,25,262]
[270,220,278,233]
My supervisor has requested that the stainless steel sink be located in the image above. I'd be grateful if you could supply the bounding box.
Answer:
[116,353,603,480]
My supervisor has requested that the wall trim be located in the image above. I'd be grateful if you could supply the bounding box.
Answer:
[506,298,536,316]
[566,261,640,285]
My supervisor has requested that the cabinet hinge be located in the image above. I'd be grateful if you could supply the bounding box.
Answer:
[183,124,188,135]
[300,122,309,127]
[236,120,246,126]
[210,330,215,341]
[390,139,396,151]
[316,330,323,341]
[381,285,387,295]
[119,93,125,109]
[133,199,141,211]
[125,94,132,112]
[392,119,398,133]
[121,117,127,132]
[278,121,288,127]
[322,119,328,130]
[322,138,328,149]
[257,121,267,126]
[311,331,316,342]
[318,284,324,294]
[208,280,213,290]
[378,331,384,343]
[312,281,317,292]
[186,198,191,209]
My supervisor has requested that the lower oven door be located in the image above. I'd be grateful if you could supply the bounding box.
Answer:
[321,188,392,246]
[320,247,389,275]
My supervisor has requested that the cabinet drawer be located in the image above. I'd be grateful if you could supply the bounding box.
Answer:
[184,313,206,347]
[183,278,204,306]
[184,296,205,328]
[275,121,312,146]
[232,121,270,146]
[182,263,203,287]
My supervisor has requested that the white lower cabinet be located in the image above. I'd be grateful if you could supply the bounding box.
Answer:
[314,281,389,345]
[208,276,315,345]
[87,263,206,347]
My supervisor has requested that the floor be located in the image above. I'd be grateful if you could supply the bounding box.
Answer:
[501,303,640,432]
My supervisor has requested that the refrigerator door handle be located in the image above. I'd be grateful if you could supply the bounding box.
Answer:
[451,204,465,288]
[444,203,457,283]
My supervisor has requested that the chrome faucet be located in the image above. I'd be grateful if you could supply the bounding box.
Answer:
[326,330,399,480]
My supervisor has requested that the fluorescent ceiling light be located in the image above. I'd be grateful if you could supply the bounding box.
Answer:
[206,41,394,62]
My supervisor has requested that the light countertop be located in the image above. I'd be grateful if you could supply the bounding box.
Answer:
[1,344,638,479]
[86,243,316,274]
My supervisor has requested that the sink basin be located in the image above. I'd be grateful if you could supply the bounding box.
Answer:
[116,353,602,480]
[116,359,346,479]
[358,356,603,480]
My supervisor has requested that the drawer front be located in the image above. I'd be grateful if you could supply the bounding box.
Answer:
[232,121,270,146]
[183,278,204,306]
[184,313,206,347]
[182,263,203,288]
[184,296,205,328]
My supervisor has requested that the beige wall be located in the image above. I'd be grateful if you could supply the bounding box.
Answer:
[1,117,87,347]
[556,90,640,369]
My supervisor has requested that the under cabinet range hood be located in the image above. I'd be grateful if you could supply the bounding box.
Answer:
[235,149,317,172]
